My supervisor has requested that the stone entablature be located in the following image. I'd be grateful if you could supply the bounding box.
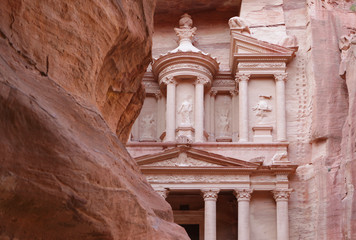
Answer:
[136,146,296,190]
[135,145,296,240]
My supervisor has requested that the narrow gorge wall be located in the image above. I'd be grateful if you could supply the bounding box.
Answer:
[0,0,189,239]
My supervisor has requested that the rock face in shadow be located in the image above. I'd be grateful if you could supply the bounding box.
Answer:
[0,0,189,239]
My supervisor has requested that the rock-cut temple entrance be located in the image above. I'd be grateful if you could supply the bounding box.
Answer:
[127,13,298,240]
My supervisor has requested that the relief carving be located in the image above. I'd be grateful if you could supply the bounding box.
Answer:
[238,62,286,69]
[140,114,156,140]
[178,97,193,127]
[146,174,244,184]
[146,153,221,167]
[228,16,251,35]
[216,108,231,137]
[252,95,272,124]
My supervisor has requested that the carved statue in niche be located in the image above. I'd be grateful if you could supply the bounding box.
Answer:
[253,95,272,124]
[217,108,231,136]
[140,114,156,140]
[178,97,193,127]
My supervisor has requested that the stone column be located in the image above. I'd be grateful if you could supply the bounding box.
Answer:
[201,189,219,240]
[234,188,253,240]
[163,77,176,142]
[195,77,208,142]
[230,90,239,142]
[236,73,250,142]
[209,90,217,142]
[155,91,163,141]
[272,189,292,240]
[274,73,288,142]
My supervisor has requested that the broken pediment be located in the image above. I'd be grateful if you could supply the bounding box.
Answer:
[136,146,260,169]
[229,31,297,76]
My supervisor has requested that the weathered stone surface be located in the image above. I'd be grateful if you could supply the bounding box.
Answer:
[0,0,189,239]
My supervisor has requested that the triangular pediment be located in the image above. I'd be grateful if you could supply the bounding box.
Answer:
[229,32,296,76]
[231,32,295,56]
[135,146,260,169]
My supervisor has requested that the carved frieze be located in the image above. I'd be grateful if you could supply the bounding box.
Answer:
[159,63,213,80]
[238,62,286,69]
[213,80,235,87]
[145,153,221,167]
[145,174,245,184]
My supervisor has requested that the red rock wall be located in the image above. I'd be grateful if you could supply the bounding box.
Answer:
[306,2,356,239]
[285,0,356,239]
[0,0,189,239]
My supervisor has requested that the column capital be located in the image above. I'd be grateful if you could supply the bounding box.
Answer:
[195,76,209,85]
[201,188,220,200]
[235,73,251,82]
[234,188,253,201]
[155,188,169,199]
[209,89,218,97]
[154,91,162,99]
[229,89,238,96]
[272,189,293,201]
[274,73,288,82]
[162,76,177,85]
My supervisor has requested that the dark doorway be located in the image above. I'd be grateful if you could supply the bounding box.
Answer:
[181,224,199,240]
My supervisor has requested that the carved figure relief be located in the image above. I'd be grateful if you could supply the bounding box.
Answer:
[216,108,231,137]
[178,97,193,127]
[228,16,251,35]
[140,114,156,139]
[253,95,272,124]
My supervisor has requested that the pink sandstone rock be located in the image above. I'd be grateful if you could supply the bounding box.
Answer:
[0,0,189,239]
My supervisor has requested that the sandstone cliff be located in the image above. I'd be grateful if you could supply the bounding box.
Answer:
[0,0,188,239]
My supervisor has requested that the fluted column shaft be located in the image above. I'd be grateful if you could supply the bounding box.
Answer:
[274,73,288,142]
[202,189,219,240]
[236,74,250,142]
[164,77,176,142]
[230,90,239,142]
[234,189,253,240]
[195,77,207,142]
[273,189,292,240]
[209,90,217,141]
